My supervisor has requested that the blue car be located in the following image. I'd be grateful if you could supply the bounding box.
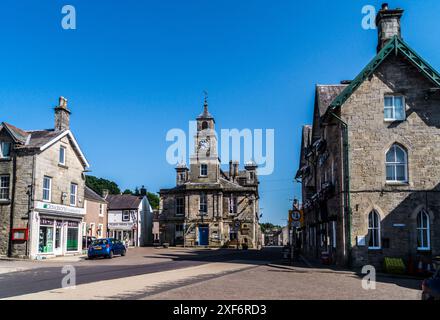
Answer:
[87,238,127,259]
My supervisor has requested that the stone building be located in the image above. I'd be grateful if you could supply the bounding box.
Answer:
[83,186,108,240]
[296,4,440,269]
[159,100,261,248]
[0,97,89,258]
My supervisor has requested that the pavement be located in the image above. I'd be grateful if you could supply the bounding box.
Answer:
[0,247,423,300]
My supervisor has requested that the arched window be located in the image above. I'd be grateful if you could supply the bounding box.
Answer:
[417,210,430,250]
[368,210,381,249]
[386,144,408,183]
[201,121,208,130]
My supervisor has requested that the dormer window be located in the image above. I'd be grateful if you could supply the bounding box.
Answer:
[384,95,405,121]
[200,164,208,176]
[0,142,11,158]
[59,146,66,165]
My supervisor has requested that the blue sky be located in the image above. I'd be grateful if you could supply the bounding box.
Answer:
[1,1,439,226]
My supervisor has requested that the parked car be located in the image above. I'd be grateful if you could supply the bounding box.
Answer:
[421,265,440,300]
[88,238,126,259]
[82,236,96,249]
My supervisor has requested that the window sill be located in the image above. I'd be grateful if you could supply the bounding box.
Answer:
[368,247,382,251]
[58,164,68,169]
[0,157,11,161]
[385,181,409,186]
[384,119,405,123]
[0,199,11,205]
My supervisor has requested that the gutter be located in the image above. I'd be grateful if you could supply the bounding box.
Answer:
[329,112,352,267]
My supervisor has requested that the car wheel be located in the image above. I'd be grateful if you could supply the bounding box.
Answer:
[108,251,114,259]
[121,249,126,256]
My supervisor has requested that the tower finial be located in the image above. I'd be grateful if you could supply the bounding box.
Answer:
[203,90,208,112]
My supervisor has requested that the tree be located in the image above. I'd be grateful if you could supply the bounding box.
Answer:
[147,192,159,210]
[122,189,133,195]
[260,223,282,233]
[86,175,120,196]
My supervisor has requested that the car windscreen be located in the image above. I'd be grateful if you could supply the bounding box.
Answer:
[91,239,109,246]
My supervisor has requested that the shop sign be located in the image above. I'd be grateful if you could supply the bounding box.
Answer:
[35,201,85,215]
[67,221,79,227]
[40,218,54,226]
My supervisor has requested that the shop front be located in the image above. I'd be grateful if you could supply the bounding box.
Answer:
[30,201,85,259]
[108,222,139,247]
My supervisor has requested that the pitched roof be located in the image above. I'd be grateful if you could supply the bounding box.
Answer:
[316,85,348,117]
[0,122,89,168]
[106,194,144,210]
[84,186,107,203]
[327,36,440,114]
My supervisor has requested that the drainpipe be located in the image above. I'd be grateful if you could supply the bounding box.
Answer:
[329,112,352,267]
[7,154,17,257]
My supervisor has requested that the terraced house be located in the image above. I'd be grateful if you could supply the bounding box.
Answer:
[0,97,89,259]
[159,100,261,248]
[296,4,440,269]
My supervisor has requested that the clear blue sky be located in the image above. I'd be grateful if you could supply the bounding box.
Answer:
[1,1,439,226]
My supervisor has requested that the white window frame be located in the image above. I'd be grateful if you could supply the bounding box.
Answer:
[386,144,408,183]
[368,211,381,250]
[0,175,10,200]
[43,176,52,202]
[417,210,431,251]
[0,141,12,159]
[199,193,207,214]
[59,145,66,165]
[70,183,78,206]
[99,203,104,217]
[384,95,406,122]
[122,210,130,221]
[200,164,208,177]
[229,195,238,215]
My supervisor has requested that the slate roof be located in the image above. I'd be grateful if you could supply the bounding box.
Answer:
[316,85,348,117]
[84,186,107,203]
[106,194,143,210]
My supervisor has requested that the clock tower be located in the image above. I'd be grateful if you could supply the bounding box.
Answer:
[189,97,220,182]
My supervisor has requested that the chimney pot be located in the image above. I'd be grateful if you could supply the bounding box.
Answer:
[382,3,389,10]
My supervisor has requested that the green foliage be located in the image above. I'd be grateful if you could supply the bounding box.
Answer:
[86,175,120,196]
[147,192,159,210]
[260,223,282,233]
[122,189,133,195]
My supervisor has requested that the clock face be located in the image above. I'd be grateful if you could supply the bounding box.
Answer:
[199,139,210,150]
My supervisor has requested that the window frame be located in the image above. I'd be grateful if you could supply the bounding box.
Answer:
[199,193,207,214]
[368,210,381,250]
[70,183,78,206]
[229,195,238,215]
[200,164,208,177]
[122,210,130,221]
[59,145,66,165]
[384,95,406,122]
[417,210,431,251]
[0,175,10,200]
[0,141,12,159]
[99,203,104,217]
[43,176,52,202]
[176,197,185,216]
[385,144,408,184]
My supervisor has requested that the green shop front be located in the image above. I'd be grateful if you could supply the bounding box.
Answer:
[30,201,85,259]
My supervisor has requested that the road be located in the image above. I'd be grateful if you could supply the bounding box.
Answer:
[0,247,422,300]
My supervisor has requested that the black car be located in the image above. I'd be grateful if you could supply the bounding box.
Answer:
[422,264,440,300]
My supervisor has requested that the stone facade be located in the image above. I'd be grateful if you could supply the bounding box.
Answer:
[0,98,89,258]
[296,5,440,270]
[159,101,262,248]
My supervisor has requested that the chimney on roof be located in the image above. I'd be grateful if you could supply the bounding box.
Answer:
[102,189,109,199]
[54,96,71,131]
[375,3,404,52]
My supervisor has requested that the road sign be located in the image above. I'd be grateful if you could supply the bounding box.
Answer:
[291,221,301,229]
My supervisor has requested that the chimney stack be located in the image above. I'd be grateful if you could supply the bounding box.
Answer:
[102,189,109,199]
[54,96,71,131]
[375,3,404,52]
